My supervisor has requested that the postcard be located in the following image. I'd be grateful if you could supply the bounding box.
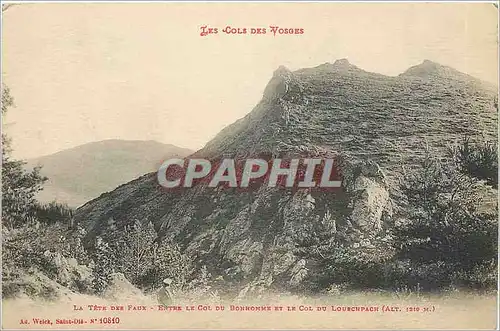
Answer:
[1,2,498,329]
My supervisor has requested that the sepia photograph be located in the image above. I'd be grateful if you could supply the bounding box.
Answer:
[1,1,499,329]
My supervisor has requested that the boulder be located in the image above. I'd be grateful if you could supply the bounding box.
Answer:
[102,272,145,301]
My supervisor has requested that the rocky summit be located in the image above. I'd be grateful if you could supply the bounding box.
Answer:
[74,59,497,295]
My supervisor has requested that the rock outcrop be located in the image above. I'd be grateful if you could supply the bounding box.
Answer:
[3,251,93,300]
[102,273,147,302]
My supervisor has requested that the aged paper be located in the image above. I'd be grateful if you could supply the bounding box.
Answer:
[1,2,498,330]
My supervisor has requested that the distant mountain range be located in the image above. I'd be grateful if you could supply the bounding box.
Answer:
[26,140,193,207]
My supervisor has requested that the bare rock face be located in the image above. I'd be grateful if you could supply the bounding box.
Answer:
[289,259,308,286]
[263,66,293,102]
[225,159,393,296]
[343,160,392,232]
[224,239,264,277]
[350,177,391,232]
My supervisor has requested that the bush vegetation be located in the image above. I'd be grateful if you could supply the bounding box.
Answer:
[91,219,194,294]
[294,140,498,294]
[449,137,497,188]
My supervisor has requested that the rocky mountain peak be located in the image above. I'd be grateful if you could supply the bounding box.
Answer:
[401,59,467,81]
[273,65,292,77]
[332,58,351,68]
[312,58,359,73]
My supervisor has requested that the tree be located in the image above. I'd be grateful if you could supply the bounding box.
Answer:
[449,137,498,189]
[100,219,194,291]
[2,84,47,228]
[113,220,158,285]
[91,236,115,294]
[34,201,74,226]
[393,150,497,289]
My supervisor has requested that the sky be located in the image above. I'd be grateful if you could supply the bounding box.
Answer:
[2,2,498,159]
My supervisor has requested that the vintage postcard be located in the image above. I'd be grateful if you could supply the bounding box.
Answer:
[1,1,498,330]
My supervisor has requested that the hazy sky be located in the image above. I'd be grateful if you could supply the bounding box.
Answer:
[2,2,498,159]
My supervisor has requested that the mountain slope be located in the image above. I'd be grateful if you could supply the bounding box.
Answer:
[73,60,498,293]
[27,140,193,207]
[197,59,497,167]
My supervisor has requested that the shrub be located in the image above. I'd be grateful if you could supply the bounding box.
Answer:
[134,241,193,292]
[393,148,498,290]
[97,219,194,292]
[293,223,392,292]
[319,246,387,289]
[180,265,221,303]
[2,226,59,279]
[91,236,115,294]
[294,141,498,293]
[34,201,74,226]
[450,259,498,290]
[450,137,498,188]
[2,85,48,229]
